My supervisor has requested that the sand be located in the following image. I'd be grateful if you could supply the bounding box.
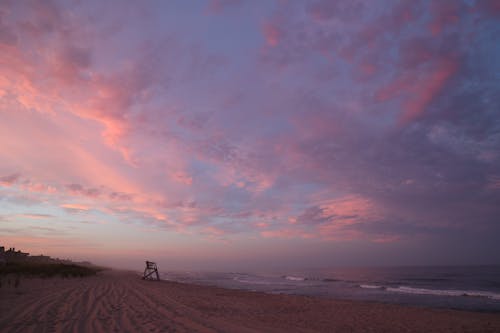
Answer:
[1,270,499,333]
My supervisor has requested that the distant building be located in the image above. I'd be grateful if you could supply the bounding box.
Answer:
[29,255,52,264]
[5,247,30,262]
[0,244,87,266]
[0,246,5,265]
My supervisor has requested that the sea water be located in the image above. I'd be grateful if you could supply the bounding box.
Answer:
[163,266,500,312]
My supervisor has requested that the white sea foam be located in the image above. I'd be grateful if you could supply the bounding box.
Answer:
[386,286,500,300]
[284,275,306,281]
[233,277,274,285]
[359,284,500,300]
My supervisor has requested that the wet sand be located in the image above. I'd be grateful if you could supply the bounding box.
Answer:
[1,270,499,332]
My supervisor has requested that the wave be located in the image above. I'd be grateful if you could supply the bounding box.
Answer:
[388,286,500,300]
[233,277,274,285]
[359,284,385,290]
[359,284,500,300]
[283,275,306,281]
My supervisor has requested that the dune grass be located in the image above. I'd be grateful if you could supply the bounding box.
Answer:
[0,262,102,278]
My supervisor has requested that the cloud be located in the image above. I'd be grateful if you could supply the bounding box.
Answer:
[0,13,17,46]
[375,57,459,125]
[262,22,282,47]
[170,171,193,186]
[109,192,134,201]
[487,176,500,190]
[18,213,53,219]
[206,0,243,14]
[428,1,461,36]
[24,182,58,194]
[261,228,314,239]
[295,206,334,225]
[61,203,90,213]
[0,0,499,265]
[476,0,500,17]
[0,173,20,186]
[66,184,101,197]
[202,225,226,237]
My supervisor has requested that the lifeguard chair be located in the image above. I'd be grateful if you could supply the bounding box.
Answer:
[142,260,160,280]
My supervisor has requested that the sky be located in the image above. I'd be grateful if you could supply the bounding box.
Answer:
[0,0,499,271]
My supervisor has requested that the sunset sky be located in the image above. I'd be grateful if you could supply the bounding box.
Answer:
[1,0,499,270]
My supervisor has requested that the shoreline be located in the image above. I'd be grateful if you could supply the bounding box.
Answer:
[1,269,500,332]
[160,267,500,314]
[164,277,500,314]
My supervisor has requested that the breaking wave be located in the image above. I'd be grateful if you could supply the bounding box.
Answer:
[283,275,306,281]
[359,284,385,290]
[360,284,500,300]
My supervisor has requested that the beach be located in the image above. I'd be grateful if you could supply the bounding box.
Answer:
[1,270,499,332]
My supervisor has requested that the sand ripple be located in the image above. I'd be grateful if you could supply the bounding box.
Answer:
[1,270,499,332]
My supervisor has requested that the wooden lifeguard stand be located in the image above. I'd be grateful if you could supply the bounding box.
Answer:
[142,261,160,280]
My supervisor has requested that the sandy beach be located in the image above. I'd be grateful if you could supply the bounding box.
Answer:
[0,270,499,332]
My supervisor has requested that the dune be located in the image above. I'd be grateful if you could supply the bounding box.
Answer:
[1,270,499,332]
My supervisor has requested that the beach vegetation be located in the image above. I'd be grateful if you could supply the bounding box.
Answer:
[0,262,102,278]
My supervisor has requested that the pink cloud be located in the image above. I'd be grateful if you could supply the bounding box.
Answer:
[202,226,226,237]
[170,171,193,186]
[61,203,90,211]
[23,182,57,194]
[375,57,458,125]
[210,155,275,194]
[18,213,52,220]
[0,4,163,168]
[262,22,282,47]
[255,222,269,228]
[258,195,383,242]
[313,195,380,240]
[399,58,457,124]
[359,62,377,76]
[428,2,460,36]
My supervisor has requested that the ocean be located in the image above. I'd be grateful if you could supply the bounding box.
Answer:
[162,266,500,312]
